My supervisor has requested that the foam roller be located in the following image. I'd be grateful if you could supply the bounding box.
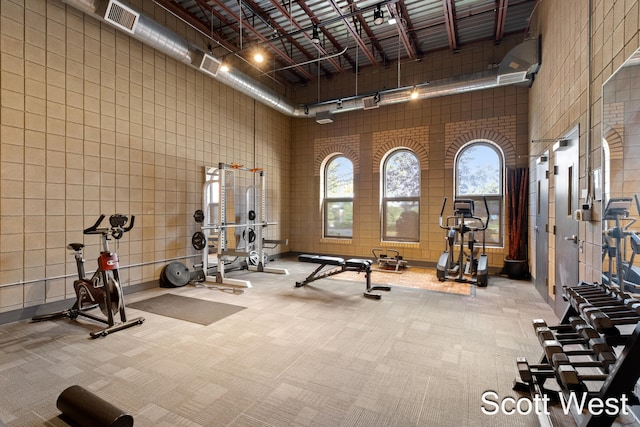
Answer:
[57,385,133,427]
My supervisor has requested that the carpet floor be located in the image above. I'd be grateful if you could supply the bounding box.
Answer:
[0,257,566,426]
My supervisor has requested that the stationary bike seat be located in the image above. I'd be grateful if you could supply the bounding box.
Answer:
[67,243,84,251]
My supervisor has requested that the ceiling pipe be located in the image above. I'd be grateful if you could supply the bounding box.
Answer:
[61,0,539,121]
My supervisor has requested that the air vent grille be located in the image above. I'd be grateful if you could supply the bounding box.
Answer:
[104,0,139,34]
[362,96,379,110]
[496,71,528,85]
[200,53,221,77]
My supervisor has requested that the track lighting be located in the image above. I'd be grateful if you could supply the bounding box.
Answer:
[311,24,320,44]
[373,5,384,25]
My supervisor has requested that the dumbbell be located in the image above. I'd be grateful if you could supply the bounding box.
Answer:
[532,317,587,334]
[580,304,640,320]
[569,290,630,309]
[537,323,600,343]
[542,338,615,365]
[550,351,616,373]
[555,364,609,391]
[587,310,640,332]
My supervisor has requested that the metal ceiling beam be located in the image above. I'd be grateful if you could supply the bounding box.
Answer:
[346,0,389,65]
[386,2,415,60]
[327,0,378,66]
[442,0,458,51]
[208,0,315,80]
[266,0,345,74]
[495,0,508,42]
[293,0,357,70]
[242,0,335,79]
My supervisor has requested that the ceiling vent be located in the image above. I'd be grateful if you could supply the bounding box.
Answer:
[362,95,379,110]
[102,0,139,34]
[315,111,334,124]
[497,71,528,85]
[192,52,221,78]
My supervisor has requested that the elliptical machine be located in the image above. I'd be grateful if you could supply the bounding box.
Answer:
[602,195,640,292]
[436,197,490,286]
[32,214,144,338]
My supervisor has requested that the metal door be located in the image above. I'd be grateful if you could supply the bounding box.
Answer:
[553,126,580,316]
[535,152,549,301]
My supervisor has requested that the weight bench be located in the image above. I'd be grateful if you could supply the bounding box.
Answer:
[295,254,391,299]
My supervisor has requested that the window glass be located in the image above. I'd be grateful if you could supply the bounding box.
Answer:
[382,150,420,242]
[324,156,353,238]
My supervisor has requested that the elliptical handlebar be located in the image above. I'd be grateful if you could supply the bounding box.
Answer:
[83,214,135,239]
[438,196,490,231]
[438,197,448,229]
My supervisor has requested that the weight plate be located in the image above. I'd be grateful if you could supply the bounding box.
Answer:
[193,209,205,223]
[161,262,190,288]
[192,231,206,250]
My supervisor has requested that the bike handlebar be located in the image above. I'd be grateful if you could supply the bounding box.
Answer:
[83,214,135,239]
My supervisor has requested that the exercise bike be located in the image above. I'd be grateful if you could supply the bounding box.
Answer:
[436,197,490,286]
[32,214,144,338]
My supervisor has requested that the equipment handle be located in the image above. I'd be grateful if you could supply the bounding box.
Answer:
[481,196,490,230]
[439,197,448,229]
[83,215,106,234]
[123,215,135,232]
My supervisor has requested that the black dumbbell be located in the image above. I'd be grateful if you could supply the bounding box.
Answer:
[555,364,609,391]
[550,351,616,373]
[588,310,640,332]
[542,338,614,364]
[536,325,600,346]
[532,317,586,334]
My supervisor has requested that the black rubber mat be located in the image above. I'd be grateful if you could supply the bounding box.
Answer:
[128,294,246,326]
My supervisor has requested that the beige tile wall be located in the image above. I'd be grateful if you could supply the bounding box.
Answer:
[0,0,291,312]
[528,0,640,302]
[290,64,530,268]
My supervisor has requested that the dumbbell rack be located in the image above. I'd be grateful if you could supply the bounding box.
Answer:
[515,281,640,427]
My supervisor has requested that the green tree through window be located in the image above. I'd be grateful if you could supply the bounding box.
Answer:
[455,142,504,246]
[324,156,353,238]
[382,150,420,242]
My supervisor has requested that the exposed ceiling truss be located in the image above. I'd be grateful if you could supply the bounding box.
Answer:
[157,0,537,87]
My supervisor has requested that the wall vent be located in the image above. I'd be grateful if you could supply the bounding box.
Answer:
[315,111,333,124]
[496,71,528,85]
[193,52,221,77]
[362,95,379,110]
[103,0,139,34]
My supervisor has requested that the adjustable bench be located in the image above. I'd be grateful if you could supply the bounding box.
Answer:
[295,254,391,299]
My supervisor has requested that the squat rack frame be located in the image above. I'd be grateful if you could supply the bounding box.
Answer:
[200,162,287,288]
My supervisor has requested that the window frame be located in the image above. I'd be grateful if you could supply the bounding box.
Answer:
[323,154,354,239]
[454,140,504,247]
[381,149,421,243]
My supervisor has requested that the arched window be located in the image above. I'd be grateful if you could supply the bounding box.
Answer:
[323,155,354,238]
[382,149,420,242]
[455,141,504,246]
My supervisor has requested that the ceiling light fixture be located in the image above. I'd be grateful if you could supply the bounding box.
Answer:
[311,24,320,44]
[254,52,264,63]
[410,86,419,99]
[373,5,384,25]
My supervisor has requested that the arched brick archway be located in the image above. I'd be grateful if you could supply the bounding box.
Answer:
[444,129,516,169]
[314,144,360,176]
[372,138,429,172]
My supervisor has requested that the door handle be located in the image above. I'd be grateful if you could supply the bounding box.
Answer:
[564,235,578,244]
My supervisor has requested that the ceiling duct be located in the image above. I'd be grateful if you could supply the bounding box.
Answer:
[62,0,540,120]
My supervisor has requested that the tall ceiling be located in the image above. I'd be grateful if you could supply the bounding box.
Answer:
[156,0,539,87]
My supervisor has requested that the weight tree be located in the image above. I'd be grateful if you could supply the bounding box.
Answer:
[197,162,287,288]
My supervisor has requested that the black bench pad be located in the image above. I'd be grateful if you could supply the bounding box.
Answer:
[298,254,345,266]
[345,259,372,268]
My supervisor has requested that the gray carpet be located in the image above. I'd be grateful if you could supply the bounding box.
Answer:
[127,293,246,326]
[0,258,564,426]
